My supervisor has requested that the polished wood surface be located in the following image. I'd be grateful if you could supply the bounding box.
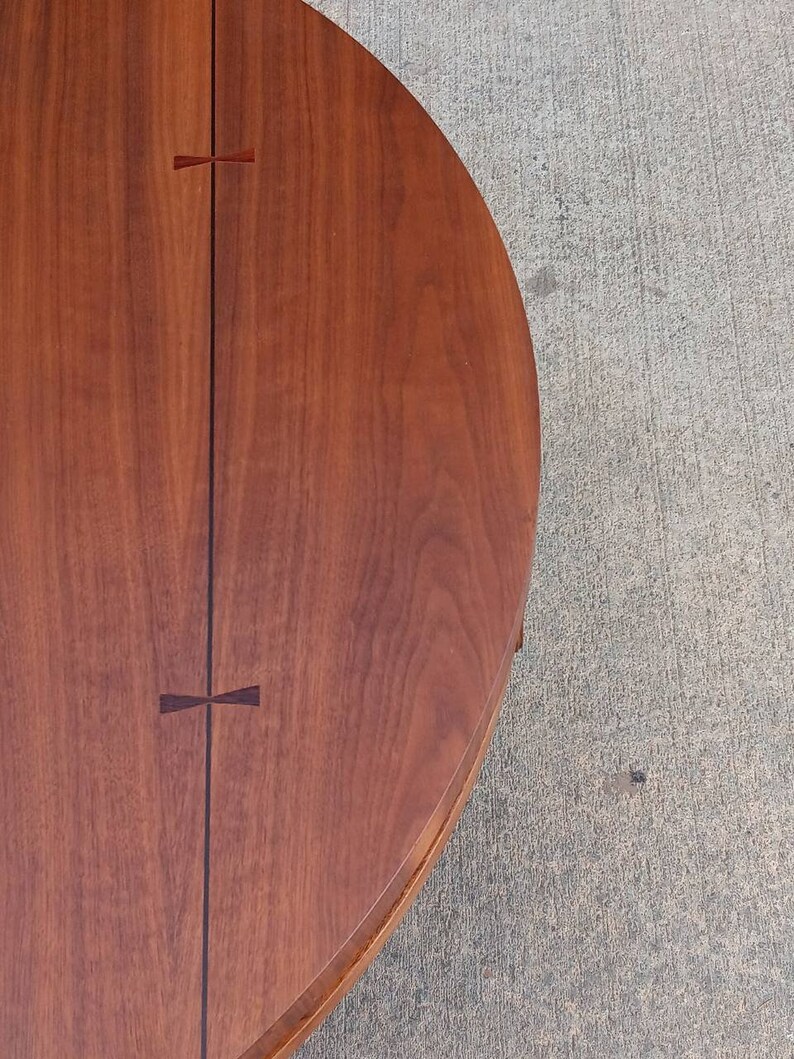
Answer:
[0,1,539,1057]
[209,3,539,1056]
[0,1,210,1056]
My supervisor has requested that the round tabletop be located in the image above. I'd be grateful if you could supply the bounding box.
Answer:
[0,1,540,1056]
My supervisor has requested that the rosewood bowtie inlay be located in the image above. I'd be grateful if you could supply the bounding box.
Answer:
[159,686,261,713]
[173,148,256,170]
[0,1,539,1057]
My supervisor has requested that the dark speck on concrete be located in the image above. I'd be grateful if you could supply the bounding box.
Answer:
[604,768,648,798]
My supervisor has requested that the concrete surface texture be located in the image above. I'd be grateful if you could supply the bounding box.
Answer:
[298,2,793,1056]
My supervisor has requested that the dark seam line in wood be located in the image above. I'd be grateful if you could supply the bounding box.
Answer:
[201,0,217,1053]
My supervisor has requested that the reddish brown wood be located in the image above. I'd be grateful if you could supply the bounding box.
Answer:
[174,148,256,170]
[0,1,540,1057]
[241,606,522,1059]
[209,2,540,1057]
[159,685,261,713]
[0,2,211,1056]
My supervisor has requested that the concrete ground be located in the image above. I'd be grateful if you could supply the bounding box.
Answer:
[298,2,793,1056]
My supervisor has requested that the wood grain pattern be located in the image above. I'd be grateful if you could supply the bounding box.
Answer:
[241,602,524,1059]
[1,1,539,1055]
[209,2,540,1056]
[0,2,210,1056]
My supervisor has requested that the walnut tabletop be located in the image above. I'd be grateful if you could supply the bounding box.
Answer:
[0,1,540,1057]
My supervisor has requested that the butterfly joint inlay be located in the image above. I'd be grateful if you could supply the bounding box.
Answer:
[173,147,256,170]
[159,685,260,713]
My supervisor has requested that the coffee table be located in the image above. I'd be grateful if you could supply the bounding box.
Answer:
[0,1,540,1056]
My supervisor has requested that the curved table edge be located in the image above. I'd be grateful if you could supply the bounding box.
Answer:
[238,576,533,1059]
[227,9,542,1055]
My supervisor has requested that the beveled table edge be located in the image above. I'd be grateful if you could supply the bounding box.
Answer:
[238,567,535,1059]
